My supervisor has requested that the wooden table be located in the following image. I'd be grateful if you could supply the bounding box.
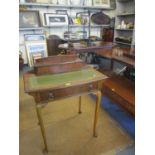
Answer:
[23,55,107,153]
[95,48,135,69]
[58,41,115,53]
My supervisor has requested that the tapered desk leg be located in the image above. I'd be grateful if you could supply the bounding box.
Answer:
[78,96,82,114]
[93,90,102,137]
[36,106,48,153]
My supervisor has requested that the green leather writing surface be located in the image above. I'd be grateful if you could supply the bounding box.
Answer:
[27,69,104,91]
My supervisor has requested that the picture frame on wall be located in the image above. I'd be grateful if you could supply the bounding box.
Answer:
[19,10,42,28]
[93,0,110,8]
[44,13,69,26]
[24,34,46,41]
[25,41,48,67]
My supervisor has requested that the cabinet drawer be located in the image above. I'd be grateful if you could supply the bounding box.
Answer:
[38,82,98,102]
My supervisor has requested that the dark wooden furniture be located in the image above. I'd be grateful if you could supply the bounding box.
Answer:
[102,75,135,116]
[23,55,107,153]
[95,48,135,117]
[47,35,65,56]
[58,41,115,53]
[101,28,114,42]
[34,55,86,75]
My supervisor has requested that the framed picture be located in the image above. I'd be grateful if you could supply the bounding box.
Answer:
[24,34,45,41]
[25,41,48,67]
[93,0,110,8]
[44,13,68,26]
[19,10,42,28]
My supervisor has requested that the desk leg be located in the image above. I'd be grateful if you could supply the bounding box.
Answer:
[78,96,82,114]
[93,90,102,137]
[36,106,48,153]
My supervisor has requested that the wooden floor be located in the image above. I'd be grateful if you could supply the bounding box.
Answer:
[19,77,133,155]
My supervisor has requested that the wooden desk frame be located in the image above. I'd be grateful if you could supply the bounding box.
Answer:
[33,90,101,153]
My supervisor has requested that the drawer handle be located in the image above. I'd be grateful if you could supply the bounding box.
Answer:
[48,92,54,100]
[111,88,115,92]
[88,84,93,90]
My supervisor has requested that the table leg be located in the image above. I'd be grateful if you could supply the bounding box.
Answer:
[78,96,82,114]
[93,90,102,137]
[36,106,48,153]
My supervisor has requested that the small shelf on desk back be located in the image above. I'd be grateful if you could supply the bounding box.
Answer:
[34,55,89,75]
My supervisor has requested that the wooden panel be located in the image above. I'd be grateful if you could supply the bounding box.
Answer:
[102,75,135,116]
[34,55,85,75]
[38,82,99,103]
[35,62,89,75]
[102,85,134,116]
[35,55,78,65]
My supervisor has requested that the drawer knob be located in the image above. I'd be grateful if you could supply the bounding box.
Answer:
[111,88,115,92]
[89,84,93,90]
[48,92,54,100]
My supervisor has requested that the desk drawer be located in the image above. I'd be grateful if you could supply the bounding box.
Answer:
[102,86,135,116]
[38,82,99,102]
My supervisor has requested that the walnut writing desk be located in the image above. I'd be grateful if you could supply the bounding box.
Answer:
[23,55,107,153]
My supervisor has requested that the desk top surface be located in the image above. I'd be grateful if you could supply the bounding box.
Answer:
[24,68,107,93]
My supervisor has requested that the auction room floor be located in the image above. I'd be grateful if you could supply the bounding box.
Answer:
[19,75,133,155]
